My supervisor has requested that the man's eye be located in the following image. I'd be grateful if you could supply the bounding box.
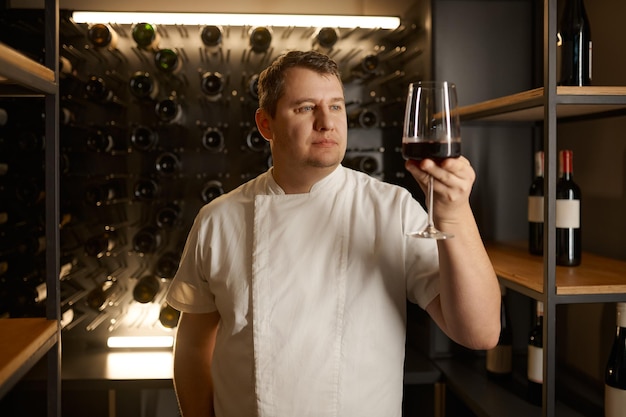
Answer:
[331,105,343,111]
[296,105,314,113]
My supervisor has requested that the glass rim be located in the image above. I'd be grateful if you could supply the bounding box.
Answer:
[409,80,456,89]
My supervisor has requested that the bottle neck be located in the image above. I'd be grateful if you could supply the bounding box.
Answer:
[535,301,544,325]
[534,151,544,178]
[559,150,574,179]
[565,0,585,18]
[617,303,626,328]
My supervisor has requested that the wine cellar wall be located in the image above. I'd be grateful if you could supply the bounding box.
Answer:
[0,6,430,347]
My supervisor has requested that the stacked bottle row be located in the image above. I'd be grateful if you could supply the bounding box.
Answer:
[486,295,626,413]
[0,8,427,343]
[527,149,582,266]
[0,100,48,320]
[484,289,543,406]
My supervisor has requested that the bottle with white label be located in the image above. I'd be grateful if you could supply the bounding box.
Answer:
[556,149,581,266]
[528,151,544,255]
[527,300,544,406]
[605,302,626,417]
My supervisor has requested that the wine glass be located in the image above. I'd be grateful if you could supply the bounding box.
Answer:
[402,81,461,239]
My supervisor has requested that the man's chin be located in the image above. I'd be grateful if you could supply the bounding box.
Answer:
[307,158,343,169]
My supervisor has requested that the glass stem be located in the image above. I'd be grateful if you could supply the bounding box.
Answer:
[427,175,435,229]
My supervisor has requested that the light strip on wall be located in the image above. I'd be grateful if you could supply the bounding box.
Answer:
[107,336,174,349]
[71,12,401,29]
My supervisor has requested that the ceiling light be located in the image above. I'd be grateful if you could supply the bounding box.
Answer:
[71,12,401,29]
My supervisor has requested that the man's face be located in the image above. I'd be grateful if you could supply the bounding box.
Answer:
[258,67,348,174]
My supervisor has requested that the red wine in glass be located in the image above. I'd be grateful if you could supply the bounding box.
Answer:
[402,141,461,163]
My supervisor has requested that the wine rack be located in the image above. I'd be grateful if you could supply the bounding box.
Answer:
[0,7,430,348]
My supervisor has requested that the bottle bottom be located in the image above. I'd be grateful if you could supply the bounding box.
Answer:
[527,381,542,406]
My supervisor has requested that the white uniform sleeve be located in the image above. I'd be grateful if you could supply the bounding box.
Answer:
[165,206,217,313]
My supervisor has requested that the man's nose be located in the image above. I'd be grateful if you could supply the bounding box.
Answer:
[314,108,335,131]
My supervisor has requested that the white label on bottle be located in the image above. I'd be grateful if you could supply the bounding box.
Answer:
[605,384,626,417]
[527,345,543,383]
[555,199,580,228]
[528,196,544,223]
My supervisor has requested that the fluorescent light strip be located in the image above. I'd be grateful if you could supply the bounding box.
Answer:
[107,336,174,349]
[72,12,400,29]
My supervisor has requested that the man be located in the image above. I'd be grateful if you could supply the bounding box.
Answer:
[166,50,500,417]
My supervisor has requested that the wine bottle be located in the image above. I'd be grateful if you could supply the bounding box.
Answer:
[348,109,378,129]
[246,128,268,152]
[84,231,118,258]
[605,302,626,417]
[486,285,513,380]
[15,178,45,207]
[17,131,44,152]
[528,150,544,255]
[17,233,46,256]
[200,71,224,101]
[59,56,75,79]
[87,23,119,49]
[200,25,223,50]
[201,180,224,203]
[84,180,122,206]
[60,107,75,125]
[132,226,162,254]
[202,127,225,153]
[131,22,160,51]
[130,125,158,152]
[155,152,181,176]
[558,0,592,86]
[249,26,272,53]
[129,71,159,100]
[556,150,581,266]
[248,74,260,100]
[133,178,160,201]
[86,128,116,153]
[156,203,182,229]
[0,108,7,126]
[132,275,160,303]
[343,155,379,175]
[84,75,114,103]
[155,96,184,124]
[155,48,182,74]
[527,300,544,406]
[313,27,340,50]
[155,252,180,279]
[86,278,122,311]
[343,54,379,83]
[159,303,181,328]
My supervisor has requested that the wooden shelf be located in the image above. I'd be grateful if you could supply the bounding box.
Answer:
[458,87,626,122]
[486,242,626,296]
[0,318,58,398]
[0,41,56,96]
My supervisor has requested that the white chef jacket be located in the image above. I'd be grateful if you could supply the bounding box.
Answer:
[166,165,440,417]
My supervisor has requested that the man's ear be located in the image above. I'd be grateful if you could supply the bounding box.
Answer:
[255,108,272,141]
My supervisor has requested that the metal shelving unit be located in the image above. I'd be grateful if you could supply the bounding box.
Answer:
[0,0,61,415]
[446,1,626,416]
